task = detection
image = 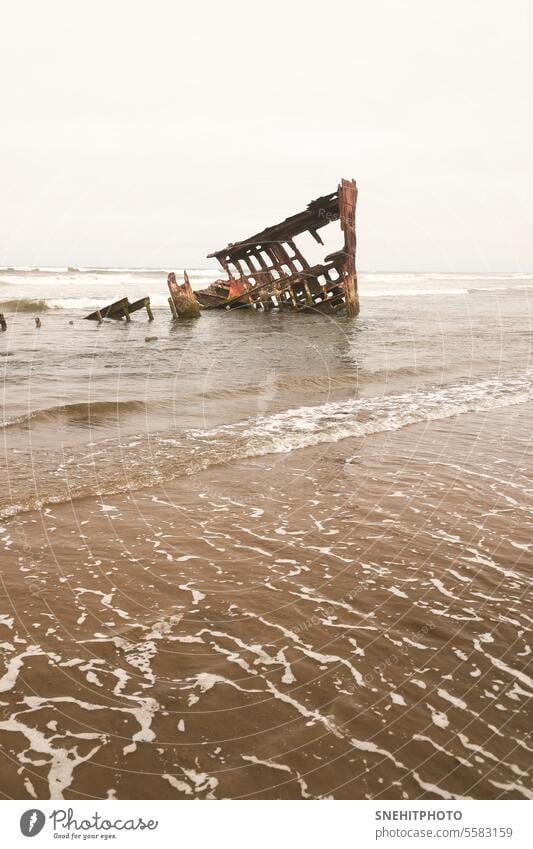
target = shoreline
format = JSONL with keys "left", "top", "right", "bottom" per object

{"left": 0, "top": 403, "right": 531, "bottom": 799}
{"left": 2, "top": 364, "right": 531, "bottom": 523}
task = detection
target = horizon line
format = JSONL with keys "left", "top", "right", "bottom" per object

{"left": 1, "top": 266, "right": 532, "bottom": 275}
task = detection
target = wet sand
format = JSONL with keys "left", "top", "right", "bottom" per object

{"left": 1, "top": 403, "right": 531, "bottom": 800}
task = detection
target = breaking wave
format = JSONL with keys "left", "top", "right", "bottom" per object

{"left": 1, "top": 399, "right": 147, "bottom": 430}
{"left": 0, "top": 269, "right": 530, "bottom": 313}
{"left": 196, "top": 369, "right": 533, "bottom": 454}
{"left": 1, "top": 369, "right": 531, "bottom": 519}
{"left": 0, "top": 299, "right": 52, "bottom": 312}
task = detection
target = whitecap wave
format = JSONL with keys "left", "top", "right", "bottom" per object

{"left": 4, "top": 369, "right": 530, "bottom": 520}
{"left": 197, "top": 369, "right": 533, "bottom": 456}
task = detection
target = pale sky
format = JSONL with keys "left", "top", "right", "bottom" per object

{"left": 1, "top": 0, "right": 531, "bottom": 270}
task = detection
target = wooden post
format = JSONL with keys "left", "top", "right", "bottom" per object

{"left": 0, "top": 313, "right": 6, "bottom": 331}
{"left": 287, "top": 285, "right": 297, "bottom": 307}
{"left": 145, "top": 298, "right": 154, "bottom": 321}
{"left": 95, "top": 309, "right": 103, "bottom": 324}
{"left": 168, "top": 296, "right": 179, "bottom": 320}
{"left": 122, "top": 305, "right": 131, "bottom": 322}
{"left": 35, "top": 317, "right": 42, "bottom": 328}
{"left": 338, "top": 178, "right": 359, "bottom": 317}
{"left": 302, "top": 280, "right": 314, "bottom": 305}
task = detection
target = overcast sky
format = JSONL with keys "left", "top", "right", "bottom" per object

{"left": 1, "top": 0, "right": 531, "bottom": 270}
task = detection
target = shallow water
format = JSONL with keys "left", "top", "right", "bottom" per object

{"left": 1, "top": 270, "right": 532, "bottom": 517}
{"left": 0, "top": 270, "right": 531, "bottom": 799}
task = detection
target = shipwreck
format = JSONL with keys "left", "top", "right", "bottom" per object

{"left": 169, "top": 178, "right": 359, "bottom": 318}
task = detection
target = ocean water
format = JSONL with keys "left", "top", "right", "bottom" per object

{"left": 0, "top": 269, "right": 532, "bottom": 518}
{"left": 0, "top": 269, "right": 531, "bottom": 799}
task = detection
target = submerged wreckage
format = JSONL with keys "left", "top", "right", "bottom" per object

{"left": 81, "top": 179, "right": 358, "bottom": 324}
{"left": 169, "top": 178, "right": 359, "bottom": 318}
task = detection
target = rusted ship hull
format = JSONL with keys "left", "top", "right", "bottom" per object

{"left": 167, "top": 271, "right": 201, "bottom": 319}
{"left": 195, "top": 178, "right": 358, "bottom": 316}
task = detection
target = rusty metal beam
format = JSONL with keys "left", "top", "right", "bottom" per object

{"left": 338, "top": 178, "right": 359, "bottom": 317}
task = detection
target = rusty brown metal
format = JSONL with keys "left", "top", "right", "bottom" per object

{"left": 167, "top": 271, "right": 201, "bottom": 319}
{"left": 84, "top": 297, "right": 153, "bottom": 321}
{"left": 195, "top": 178, "right": 359, "bottom": 315}
{"left": 338, "top": 178, "right": 358, "bottom": 317}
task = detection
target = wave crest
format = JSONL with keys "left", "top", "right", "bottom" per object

{"left": 1, "top": 399, "right": 146, "bottom": 430}
{"left": 0, "top": 299, "right": 51, "bottom": 313}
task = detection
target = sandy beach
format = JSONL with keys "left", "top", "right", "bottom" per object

{"left": 1, "top": 392, "right": 531, "bottom": 799}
